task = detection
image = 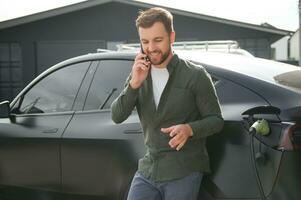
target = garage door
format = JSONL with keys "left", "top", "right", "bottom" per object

{"left": 36, "top": 40, "right": 106, "bottom": 74}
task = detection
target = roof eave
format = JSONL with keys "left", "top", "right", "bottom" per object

{"left": 0, "top": 0, "right": 293, "bottom": 36}
{"left": 0, "top": 0, "right": 111, "bottom": 29}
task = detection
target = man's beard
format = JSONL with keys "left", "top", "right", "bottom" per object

{"left": 148, "top": 46, "right": 171, "bottom": 66}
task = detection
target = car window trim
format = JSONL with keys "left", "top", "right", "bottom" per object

{"left": 72, "top": 61, "right": 100, "bottom": 111}
{"left": 70, "top": 61, "right": 93, "bottom": 111}
{"left": 81, "top": 61, "right": 100, "bottom": 111}
{"left": 74, "top": 108, "right": 138, "bottom": 115}
{"left": 82, "top": 59, "right": 134, "bottom": 111}
{"left": 10, "top": 110, "right": 75, "bottom": 117}
{"left": 11, "top": 61, "right": 91, "bottom": 114}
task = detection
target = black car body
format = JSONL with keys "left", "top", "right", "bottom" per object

{"left": 0, "top": 51, "right": 300, "bottom": 200}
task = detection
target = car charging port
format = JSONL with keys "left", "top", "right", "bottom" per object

{"left": 242, "top": 105, "right": 281, "bottom": 200}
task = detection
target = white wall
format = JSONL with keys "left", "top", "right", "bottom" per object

{"left": 289, "top": 30, "right": 299, "bottom": 61}
{"left": 271, "top": 36, "right": 289, "bottom": 60}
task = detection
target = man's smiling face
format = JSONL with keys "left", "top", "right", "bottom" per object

{"left": 139, "top": 22, "right": 175, "bottom": 67}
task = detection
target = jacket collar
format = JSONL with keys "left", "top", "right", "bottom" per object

{"left": 166, "top": 53, "right": 179, "bottom": 74}
{"left": 145, "top": 53, "right": 180, "bottom": 114}
{"left": 147, "top": 53, "right": 179, "bottom": 80}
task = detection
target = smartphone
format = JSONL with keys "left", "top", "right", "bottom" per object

{"left": 140, "top": 44, "right": 150, "bottom": 62}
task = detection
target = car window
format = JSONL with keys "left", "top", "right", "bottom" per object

{"left": 84, "top": 60, "right": 132, "bottom": 110}
{"left": 17, "top": 62, "right": 90, "bottom": 114}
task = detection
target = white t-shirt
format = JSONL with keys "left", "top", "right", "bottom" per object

{"left": 151, "top": 65, "right": 169, "bottom": 108}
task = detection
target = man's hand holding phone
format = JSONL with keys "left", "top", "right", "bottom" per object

{"left": 130, "top": 52, "right": 151, "bottom": 89}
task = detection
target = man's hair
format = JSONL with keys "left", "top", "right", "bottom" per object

{"left": 135, "top": 7, "right": 174, "bottom": 34}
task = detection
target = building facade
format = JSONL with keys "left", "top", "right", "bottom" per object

{"left": 290, "top": 29, "right": 299, "bottom": 61}
{"left": 271, "top": 29, "right": 299, "bottom": 66}
{"left": 0, "top": 0, "right": 291, "bottom": 101}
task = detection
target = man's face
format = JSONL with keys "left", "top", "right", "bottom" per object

{"left": 139, "top": 22, "right": 174, "bottom": 66}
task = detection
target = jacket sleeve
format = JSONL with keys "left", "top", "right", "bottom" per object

{"left": 111, "top": 74, "right": 139, "bottom": 124}
{"left": 188, "top": 68, "right": 224, "bottom": 139}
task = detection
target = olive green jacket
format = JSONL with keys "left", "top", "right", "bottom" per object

{"left": 111, "top": 54, "right": 224, "bottom": 182}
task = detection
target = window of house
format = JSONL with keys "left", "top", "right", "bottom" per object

{"left": 0, "top": 43, "right": 23, "bottom": 101}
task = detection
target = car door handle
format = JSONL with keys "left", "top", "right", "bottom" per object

{"left": 123, "top": 129, "right": 143, "bottom": 134}
{"left": 42, "top": 128, "right": 59, "bottom": 134}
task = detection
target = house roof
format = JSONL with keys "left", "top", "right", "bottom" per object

{"left": 0, "top": 0, "right": 292, "bottom": 36}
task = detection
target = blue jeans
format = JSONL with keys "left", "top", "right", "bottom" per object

{"left": 127, "top": 171, "right": 203, "bottom": 200}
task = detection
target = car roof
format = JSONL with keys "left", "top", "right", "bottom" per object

{"left": 49, "top": 50, "right": 300, "bottom": 87}
{"left": 176, "top": 50, "right": 299, "bottom": 81}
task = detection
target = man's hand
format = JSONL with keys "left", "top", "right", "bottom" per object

{"left": 130, "top": 53, "right": 151, "bottom": 89}
{"left": 161, "top": 124, "right": 193, "bottom": 151}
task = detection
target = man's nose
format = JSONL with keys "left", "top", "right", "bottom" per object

{"left": 148, "top": 42, "right": 157, "bottom": 52}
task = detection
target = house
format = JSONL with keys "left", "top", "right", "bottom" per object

{"left": 271, "top": 29, "right": 299, "bottom": 66}
{"left": 289, "top": 29, "right": 299, "bottom": 62}
{"left": 0, "top": 0, "right": 291, "bottom": 101}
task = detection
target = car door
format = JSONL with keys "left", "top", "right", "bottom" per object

{"left": 202, "top": 75, "right": 268, "bottom": 199}
{"left": 61, "top": 59, "right": 145, "bottom": 199}
{"left": 0, "top": 61, "right": 90, "bottom": 196}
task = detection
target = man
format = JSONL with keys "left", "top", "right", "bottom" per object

{"left": 111, "top": 7, "right": 224, "bottom": 200}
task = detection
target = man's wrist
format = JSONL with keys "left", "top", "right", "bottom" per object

{"left": 129, "top": 80, "right": 141, "bottom": 89}
{"left": 185, "top": 124, "right": 193, "bottom": 137}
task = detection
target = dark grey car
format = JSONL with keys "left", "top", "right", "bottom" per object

{"left": 0, "top": 51, "right": 300, "bottom": 200}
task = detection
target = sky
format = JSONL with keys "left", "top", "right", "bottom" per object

{"left": 0, "top": 0, "right": 299, "bottom": 31}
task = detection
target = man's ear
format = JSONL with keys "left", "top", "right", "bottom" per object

{"left": 170, "top": 31, "right": 176, "bottom": 44}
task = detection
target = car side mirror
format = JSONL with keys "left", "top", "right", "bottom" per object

{"left": 0, "top": 101, "right": 10, "bottom": 118}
